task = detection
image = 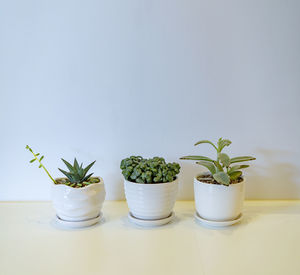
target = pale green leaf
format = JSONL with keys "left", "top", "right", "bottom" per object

{"left": 194, "top": 140, "right": 217, "bottom": 150}
{"left": 219, "top": 153, "right": 230, "bottom": 167}
{"left": 213, "top": 171, "right": 230, "bottom": 186}
{"left": 229, "top": 170, "right": 242, "bottom": 180}
{"left": 180, "top": 155, "right": 214, "bottom": 162}
{"left": 196, "top": 161, "right": 216, "bottom": 175}
{"left": 229, "top": 165, "right": 249, "bottom": 173}
{"left": 230, "top": 156, "right": 256, "bottom": 164}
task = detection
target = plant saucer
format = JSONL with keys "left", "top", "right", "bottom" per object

{"left": 194, "top": 212, "right": 242, "bottom": 227}
{"left": 128, "top": 212, "right": 175, "bottom": 227}
{"left": 55, "top": 212, "right": 103, "bottom": 228}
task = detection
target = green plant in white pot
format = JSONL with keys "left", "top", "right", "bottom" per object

{"left": 26, "top": 145, "right": 105, "bottom": 228}
{"left": 120, "top": 156, "right": 180, "bottom": 226}
{"left": 180, "top": 138, "right": 255, "bottom": 226}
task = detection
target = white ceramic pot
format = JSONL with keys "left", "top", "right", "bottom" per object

{"left": 124, "top": 178, "right": 178, "bottom": 220}
{"left": 52, "top": 177, "right": 105, "bottom": 221}
{"left": 194, "top": 174, "right": 245, "bottom": 221}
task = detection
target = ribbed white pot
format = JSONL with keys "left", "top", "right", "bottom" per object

{"left": 52, "top": 177, "right": 105, "bottom": 221}
{"left": 124, "top": 178, "right": 178, "bottom": 220}
{"left": 194, "top": 174, "right": 245, "bottom": 221}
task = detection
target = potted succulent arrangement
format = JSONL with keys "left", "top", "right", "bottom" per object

{"left": 26, "top": 145, "right": 105, "bottom": 228}
{"left": 120, "top": 156, "right": 180, "bottom": 226}
{"left": 180, "top": 138, "right": 255, "bottom": 226}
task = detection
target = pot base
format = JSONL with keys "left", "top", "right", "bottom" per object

{"left": 128, "top": 212, "right": 174, "bottom": 227}
{"left": 55, "top": 212, "right": 103, "bottom": 228}
{"left": 194, "top": 212, "right": 242, "bottom": 227}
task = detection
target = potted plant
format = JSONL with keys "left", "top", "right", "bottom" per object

{"left": 180, "top": 138, "right": 255, "bottom": 225}
{"left": 120, "top": 156, "right": 180, "bottom": 226}
{"left": 26, "top": 145, "right": 105, "bottom": 227}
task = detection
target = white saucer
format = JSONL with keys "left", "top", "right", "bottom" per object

{"left": 55, "top": 212, "right": 103, "bottom": 228}
{"left": 194, "top": 212, "right": 242, "bottom": 227}
{"left": 128, "top": 212, "right": 175, "bottom": 227}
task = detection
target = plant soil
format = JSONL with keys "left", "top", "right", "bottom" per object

{"left": 197, "top": 174, "right": 243, "bottom": 185}
{"left": 55, "top": 177, "right": 100, "bottom": 188}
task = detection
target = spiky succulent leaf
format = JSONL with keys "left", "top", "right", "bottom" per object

{"left": 74, "top": 158, "right": 80, "bottom": 171}
{"left": 196, "top": 161, "right": 216, "bottom": 175}
{"left": 58, "top": 159, "right": 96, "bottom": 183}
{"left": 61, "top": 159, "right": 75, "bottom": 173}
{"left": 83, "top": 161, "right": 96, "bottom": 176}
{"left": 58, "top": 168, "right": 74, "bottom": 182}
{"left": 83, "top": 173, "right": 94, "bottom": 182}
{"left": 213, "top": 171, "right": 230, "bottom": 186}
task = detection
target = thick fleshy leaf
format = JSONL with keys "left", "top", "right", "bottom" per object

{"left": 217, "top": 138, "right": 232, "bottom": 152}
{"left": 30, "top": 159, "right": 36, "bottom": 163}
{"left": 213, "top": 171, "right": 230, "bottom": 186}
{"left": 194, "top": 140, "right": 217, "bottom": 150}
{"left": 40, "top": 156, "right": 44, "bottom": 161}
{"left": 229, "top": 170, "right": 242, "bottom": 180}
{"left": 229, "top": 165, "right": 249, "bottom": 173}
{"left": 196, "top": 161, "right": 216, "bottom": 175}
{"left": 230, "top": 156, "right": 256, "bottom": 163}
{"left": 219, "top": 153, "right": 230, "bottom": 167}
{"left": 180, "top": 155, "right": 214, "bottom": 162}
{"left": 214, "top": 161, "right": 224, "bottom": 172}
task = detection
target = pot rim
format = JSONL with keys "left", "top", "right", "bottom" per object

{"left": 194, "top": 173, "right": 244, "bottom": 186}
{"left": 53, "top": 176, "right": 104, "bottom": 190}
{"left": 124, "top": 176, "right": 178, "bottom": 185}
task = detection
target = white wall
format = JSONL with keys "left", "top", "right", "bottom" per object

{"left": 1, "top": 0, "right": 300, "bottom": 200}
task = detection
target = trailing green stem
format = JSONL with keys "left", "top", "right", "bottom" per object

{"left": 26, "top": 145, "right": 56, "bottom": 184}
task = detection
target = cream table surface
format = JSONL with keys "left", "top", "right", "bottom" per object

{"left": 0, "top": 201, "right": 299, "bottom": 275}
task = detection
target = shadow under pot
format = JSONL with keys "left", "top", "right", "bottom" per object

{"left": 194, "top": 173, "right": 245, "bottom": 222}
{"left": 124, "top": 178, "right": 178, "bottom": 220}
{"left": 52, "top": 177, "right": 106, "bottom": 222}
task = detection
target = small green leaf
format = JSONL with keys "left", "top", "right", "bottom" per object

{"left": 230, "top": 156, "right": 256, "bottom": 164}
{"left": 196, "top": 161, "right": 216, "bottom": 175}
{"left": 229, "top": 170, "right": 242, "bottom": 180}
{"left": 229, "top": 165, "right": 249, "bottom": 173}
{"left": 39, "top": 164, "right": 42, "bottom": 168}
{"left": 180, "top": 155, "right": 214, "bottom": 162}
{"left": 194, "top": 140, "right": 217, "bottom": 151}
{"left": 213, "top": 171, "right": 230, "bottom": 186}
{"left": 219, "top": 153, "right": 230, "bottom": 167}
{"left": 40, "top": 156, "right": 44, "bottom": 161}
{"left": 36, "top": 153, "right": 40, "bottom": 156}
{"left": 217, "top": 138, "right": 232, "bottom": 152}
{"left": 30, "top": 159, "right": 36, "bottom": 163}
{"left": 214, "top": 161, "right": 224, "bottom": 172}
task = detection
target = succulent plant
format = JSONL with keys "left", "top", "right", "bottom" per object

{"left": 120, "top": 156, "right": 180, "bottom": 183}
{"left": 58, "top": 158, "right": 96, "bottom": 186}
{"left": 26, "top": 145, "right": 99, "bottom": 188}
{"left": 180, "top": 138, "right": 255, "bottom": 186}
